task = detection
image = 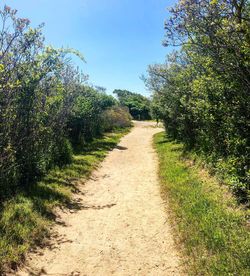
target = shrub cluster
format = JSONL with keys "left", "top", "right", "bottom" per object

{"left": 146, "top": 0, "right": 250, "bottom": 202}
{"left": 0, "top": 6, "right": 131, "bottom": 200}
{"left": 113, "top": 89, "right": 151, "bottom": 120}
{"left": 102, "top": 106, "right": 132, "bottom": 131}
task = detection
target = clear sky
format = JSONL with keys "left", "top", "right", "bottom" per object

{"left": 1, "top": 0, "right": 176, "bottom": 96}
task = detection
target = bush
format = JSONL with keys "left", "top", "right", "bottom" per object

{"left": 113, "top": 89, "right": 151, "bottom": 120}
{"left": 67, "top": 87, "right": 118, "bottom": 145}
{"left": 52, "top": 138, "right": 73, "bottom": 167}
{"left": 0, "top": 6, "right": 129, "bottom": 200}
{"left": 102, "top": 106, "right": 132, "bottom": 131}
{"left": 146, "top": 0, "right": 250, "bottom": 202}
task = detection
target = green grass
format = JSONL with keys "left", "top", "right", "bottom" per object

{"left": 154, "top": 132, "right": 250, "bottom": 275}
{"left": 0, "top": 128, "right": 129, "bottom": 273}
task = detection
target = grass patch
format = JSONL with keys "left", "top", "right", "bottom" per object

{"left": 0, "top": 128, "right": 129, "bottom": 273}
{"left": 154, "top": 132, "right": 250, "bottom": 275}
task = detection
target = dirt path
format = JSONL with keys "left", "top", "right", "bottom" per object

{"left": 17, "top": 121, "right": 182, "bottom": 276}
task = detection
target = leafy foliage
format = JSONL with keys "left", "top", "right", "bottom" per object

{"left": 0, "top": 5, "right": 132, "bottom": 272}
{"left": 102, "top": 106, "right": 132, "bottom": 131}
{"left": 68, "top": 87, "right": 117, "bottom": 146}
{"left": 146, "top": 0, "right": 250, "bottom": 202}
{"left": 0, "top": 6, "right": 131, "bottom": 200}
{"left": 113, "top": 89, "right": 152, "bottom": 120}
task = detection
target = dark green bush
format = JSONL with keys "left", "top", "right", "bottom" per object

{"left": 52, "top": 138, "right": 73, "bottom": 167}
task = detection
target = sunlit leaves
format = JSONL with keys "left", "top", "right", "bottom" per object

{"left": 0, "top": 5, "right": 104, "bottom": 198}
{"left": 147, "top": 0, "right": 250, "bottom": 201}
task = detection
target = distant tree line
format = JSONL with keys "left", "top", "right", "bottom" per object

{"left": 113, "top": 89, "right": 152, "bottom": 120}
{"left": 0, "top": 6, "right": 131, "bottom": 200}
{"left": 146, "top": 0, "right": 250, "bottom": 202}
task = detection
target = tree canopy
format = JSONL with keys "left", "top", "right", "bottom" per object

{"left": 0, "top": 6, "right": 131, "bottom": 199}
{"left": 146, "top": 0, "right": 250, "bottom": 202}
{"left": 113, "top": 89, "right": 151, "bottom": 120}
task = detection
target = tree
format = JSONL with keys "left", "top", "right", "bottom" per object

{"left": 113, "top": 89, "right": 151, "bottom": 120}
{"left": 0, "top": 6, "right": 131, "bottom": 199}
{"left": 146, "top": 0, "right": 250, "bottom": 201}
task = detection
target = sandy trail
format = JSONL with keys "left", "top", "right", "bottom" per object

{"left": 16, "top": 121, "right": 182, "bottom": 276}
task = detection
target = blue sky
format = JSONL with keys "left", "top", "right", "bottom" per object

{"left": 2, "top": 0, "right": 176, "bottom": 96}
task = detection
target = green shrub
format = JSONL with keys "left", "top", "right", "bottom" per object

{"left": 146, "top": 0, "right": 250, "bottom": 202}
{"left": 0, "top": 6, "right": 128, "bottom": 199}
{"left": 52, "top": 138, "right": 73, "bottom": 167}
{"left": 113, "top": 89, "right": 151, "bottom": 120}
{"left": 102, "top": 106, "right": 132, "bottom": 131}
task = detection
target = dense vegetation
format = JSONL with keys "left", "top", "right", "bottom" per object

{"left": 0, "top": 6, "right": 131, "bottom": 201}
{"left": 0, "top": 129, "right": 129, "bottom": 272}
{"left": 154, "top": 133, "right": 250, "bottom": 275}
{"left": 0, "top": 5, "right": 132, "bottom": 272}
{"left": 113, "top": 89, "right": 152, "bottom": 120}
{"left": 146, "top": 0, "right": 250, "bottom": 202}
